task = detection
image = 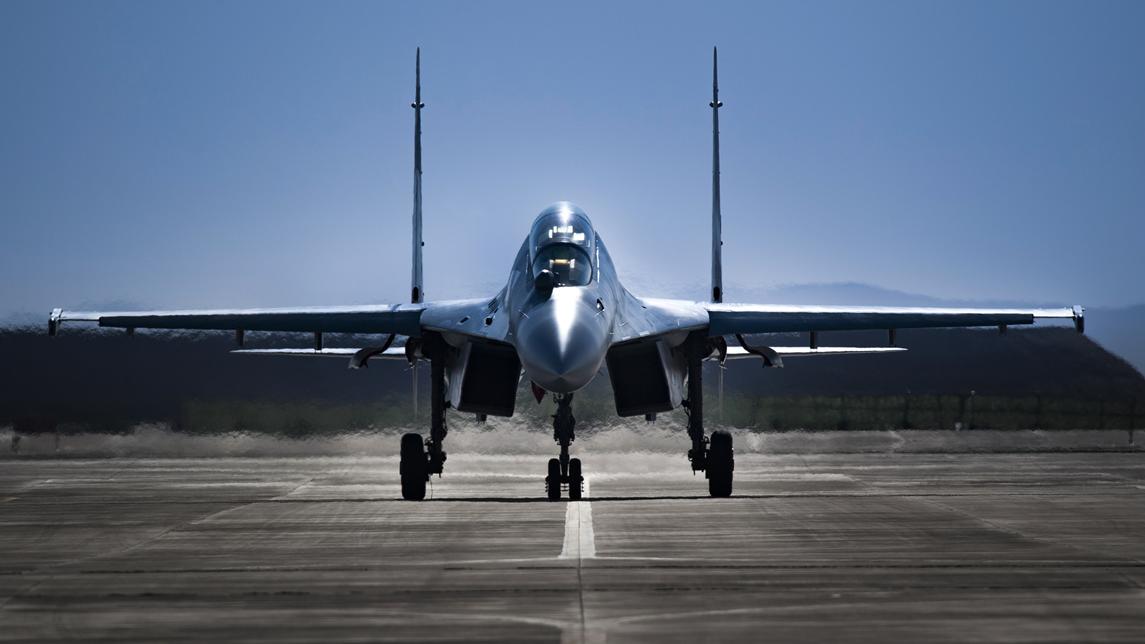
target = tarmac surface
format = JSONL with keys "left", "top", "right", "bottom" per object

{"left": 2, "top": 451, "right": 1144, "bottom": 642}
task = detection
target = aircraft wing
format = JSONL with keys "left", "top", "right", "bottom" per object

{"left": 632, "top": 298, "right": 1084, "bottom": 340}
{"left": 705, "top": 303, "right": 1084, "bottom": 335}
{"left": 49, "top": 304, "right": 425, "bottom": 336}
{"left": 48, "top": 297, "right": 515, "bottom": 345}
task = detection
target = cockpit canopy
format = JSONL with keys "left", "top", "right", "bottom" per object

{"left": 529, "top": 202, "right": 595, "bottom": 287}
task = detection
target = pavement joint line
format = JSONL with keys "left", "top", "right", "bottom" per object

{"left": 20, "top": 494, "right": 267, "bottom": 576}
{"left": 3, "top": 561, "right": 1143, "bottom": 578}
{"left": 11, "top": 489, "right": 1144, "bottom": 508}
{"left": 912, "top": 494, "right": 1137, "bottom": 565}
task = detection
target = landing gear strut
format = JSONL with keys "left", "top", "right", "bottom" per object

{"left": 545, "top": 393, "right": 584, "bottom": 500}
{"left": 401, "top": 334, "right": 449, "bottom": 501}
{"left": 684, "top": 333, "right": 734, "bottom": 497}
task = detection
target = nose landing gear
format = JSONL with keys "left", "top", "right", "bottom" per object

{"left": 545, "top": 393, "right": 584, "bottom": 500}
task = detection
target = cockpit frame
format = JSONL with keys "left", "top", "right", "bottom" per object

{"left": 528, "top": 202, "right": 597, "bottom": 287}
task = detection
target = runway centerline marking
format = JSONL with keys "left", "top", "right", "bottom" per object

{"left": 559, "top": 479, "right": 595, "bottom": 559}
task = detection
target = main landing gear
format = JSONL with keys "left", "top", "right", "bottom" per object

{"left": 684, "top": 333, "right": 734, "bottom": 497}
{"left": 401, "top": 336, "right": 448, "bottom": 501}
{"left": 545, "top": 393, "right": 584, "bottom": 500}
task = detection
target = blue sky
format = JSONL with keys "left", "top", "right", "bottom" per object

{"left": 2, "top": 0, "right": 1142, "bottom": 315}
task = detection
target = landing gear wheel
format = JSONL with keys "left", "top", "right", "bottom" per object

{"left": 400, "top": 433, "right": 427, "bottom": 501}
{"left": 568, "top": 458, "right": 583, "bottom": 500}
{"left": 545, "top": 458, "right": 562, "bottom": 500}
{"left": 707, "top": 430, "right": 734, "bottom": 498}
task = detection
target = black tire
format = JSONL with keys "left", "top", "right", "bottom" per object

{"left": 546, "top": 458, "right": 562, "bottom": 501}
{"left": 708, "top": 430, "right": 734, "bottom": 498}
{"left": 400, "top": 433, "right": 427, "bottom": 501}
{"left": 568, "top": 458, "right": 583, "bottom": 500}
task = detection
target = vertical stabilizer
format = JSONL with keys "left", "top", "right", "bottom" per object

{"left": 411, "top": 48, "right": 425, "bottom": 304}
{"left": 710, "top": 48, "right": 726, "bottom": 418}
{"left": 410, "top": 48, "right": 425, "bottom": 419}
{"left": 710, "top": 47, "right": 723, "bottom": 303}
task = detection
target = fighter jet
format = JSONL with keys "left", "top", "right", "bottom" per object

{"left": 48, "top": 49, "right": 1084, "bottom": 500}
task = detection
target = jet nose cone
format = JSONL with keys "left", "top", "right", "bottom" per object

{"left": 522, "top": 329, "right": 606, "bottom": 392}
{"left": 517, "top": 290, "right": 608, "bottom": 393}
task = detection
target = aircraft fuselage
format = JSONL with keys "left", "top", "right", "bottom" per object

{"left": 504, "top": 202, "right": 621, "bottom": 393}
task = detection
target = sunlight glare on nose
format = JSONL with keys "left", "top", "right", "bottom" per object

{"left": 551, "top": 287, "right": 579, "bottom": 354}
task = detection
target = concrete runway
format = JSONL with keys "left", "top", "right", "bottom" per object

{"left": 2, "top": 452, "right": 1144, "bottom": 642}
